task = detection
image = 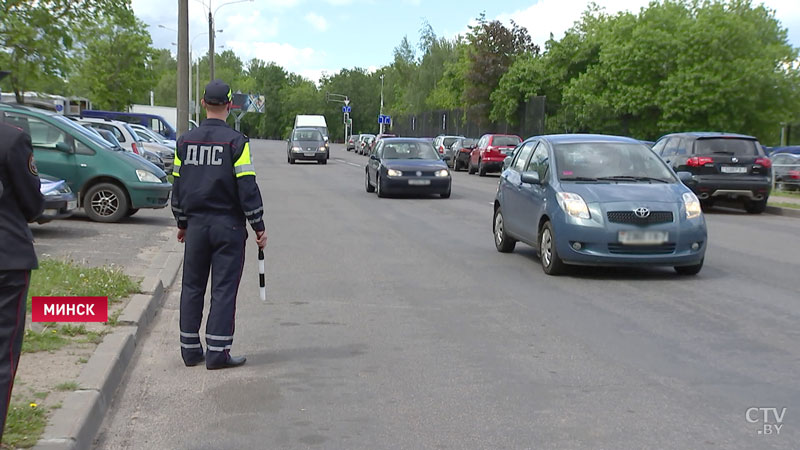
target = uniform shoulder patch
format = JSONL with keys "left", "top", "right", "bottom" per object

{"left": 28, "top": 154, "right": 39, "bottom": 176}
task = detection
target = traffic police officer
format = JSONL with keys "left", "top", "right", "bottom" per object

{"left": 172, "top": 79, "right": 267, "bottom": 370}
{"left": 0, "top": 85, "right": 45, "bottom": 441}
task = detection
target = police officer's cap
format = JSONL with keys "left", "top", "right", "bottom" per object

{"left": 203, "top": 79, "right": 233, "bottom": 105}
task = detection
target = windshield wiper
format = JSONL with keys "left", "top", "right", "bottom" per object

{"left": 560, "top": 176, "right": 600, "bottom": 182}
{"left": 596, "top": 176, "right": 670, "bottom": 183}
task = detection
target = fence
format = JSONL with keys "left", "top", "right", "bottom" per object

{"left": 391, "top": 96, "right": 546, "bottom": 140}
{"left": 772, "top": 158, "right": 800, "bottom": 192}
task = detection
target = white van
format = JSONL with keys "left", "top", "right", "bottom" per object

{"left": 294, "top": 115, "right": 328, "bottom": 141}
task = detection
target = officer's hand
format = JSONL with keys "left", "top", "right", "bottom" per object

{"left": 177, "top": 228, "right": 186, "bottom": 243}
{"left": 255, "top": 230, "right": 267, "bottom": 248}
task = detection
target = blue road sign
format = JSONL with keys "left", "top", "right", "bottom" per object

{"left": 342, "top": 106, "right": 351, "bottom": 113}
{"left": 385, "top": 115, "right": 391, "bottom": 125}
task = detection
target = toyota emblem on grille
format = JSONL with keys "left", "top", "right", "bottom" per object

{"left": 634, "top": 207, "right": 651, "bottom": 218}
{"left": 731, "top": 157, "right": 739, "bottom": 163}
{"left": 416, "top": 171, "right": 422, "bottom": 177}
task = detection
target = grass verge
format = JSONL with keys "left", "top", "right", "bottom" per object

{"left": 768, "top": 201, "right": 800, "bottom": 210}
{"left": 2, "top": 401, "right": 47, "bottom": 448}
{"left": 26, "top": 259, "right": 140, "bottom": 310}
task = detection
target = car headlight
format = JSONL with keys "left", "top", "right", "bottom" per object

{"left": 292, "top": 146, "right": 302, "bottom": 152}
{"left": 434, "top": 169, "right": 450, "bottom": 177}
{"left": 387, "top": 169, "right": 402, "bottom": 177}
{"left": 136, "top": 169, "right": 162, "bottom": 183}
{"left": 683, "top": 192, "right": 702, "bottom": 219}
{"left": 556, "top": 192, "right": 590, "bottom": 219}
{"left": 319, "top": 146, "right": 327, "bottom": 151}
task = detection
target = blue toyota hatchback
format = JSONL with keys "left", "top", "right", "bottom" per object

{"left": 493, "top": 134, "right": 707, "bottom": 275}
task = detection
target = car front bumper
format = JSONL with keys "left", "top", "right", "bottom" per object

{"left": 128, "top": 182, "right": 172, "bottom": 209}
{"left": 383, "top": 176, "right": 451, "bottom": 194}
{"left": 552, "top": 207, "right": 707, "bottom": 267}
{"left": 291, "top": 151, "right": 328, "bottom": 161}
{"left": 37, "top": 193, "right": 78, "bottom": 224}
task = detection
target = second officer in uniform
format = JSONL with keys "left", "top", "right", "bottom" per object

{"left": 171, "top": 79, "right": 267, "bottom": 370}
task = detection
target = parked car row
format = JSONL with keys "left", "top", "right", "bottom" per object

{"left": 0, "top": 103, "right": 172, "bottom": 223}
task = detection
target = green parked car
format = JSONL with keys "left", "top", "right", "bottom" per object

{"left": 0, "top": 104, "right": 172, "bottom": 222}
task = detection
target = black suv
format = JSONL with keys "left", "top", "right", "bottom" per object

{"left": 652, "top": 132, "right": 772, "bottom": 213}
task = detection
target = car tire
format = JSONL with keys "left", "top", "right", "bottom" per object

{"left": 468, "top": 160, "right": 476, "bottom": 175}
{"left": 478, "top": 160, "right": 487, "bottom": 177}
{"left": 453, "top": 159, "right": 460, "bottom": 171}
{"left": 288, "top": 156, "right": 295, "bottom": 165}
{"left": 84, "top": 182, "right": 129, "bottom": 223}
{"left": 675, "top": 259, "right": 703, "bottom": 275}
{"left": 126, "top": 208, "right": 139, "bottom": 217}
{"left": 744, "top": 198, "right": 767, "bottom": 214}
{"left": 376, "top": 174, "right": 387, "bottom": 198}
{"left": 365, "top": 170, "right": 375, "bottom": 193}
{"left": 700, "top": 199, "right": 714, "bottom": 211}
{"left": 440, "top": 186, "right": 451, "bottom": 199}
{"left": 319, "top": 159, "right": 327, "bottom": 165}
{"left": 539, "top": 221, "right": 566, "bottom": 275}
{"left": 493, "top": 207, "right": 516, "bottom": 253}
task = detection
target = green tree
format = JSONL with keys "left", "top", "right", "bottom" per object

{"left": 70, "top": 7, "right": 155, "bottom": 110}
{"left": 561, "top": 0, "right": 800, "bottom": 141}
{"left": 0, "top": 0, "right": 125, "bottom": 102}
{"left": 462, "top": 13, "right": 538, "bottom": 126}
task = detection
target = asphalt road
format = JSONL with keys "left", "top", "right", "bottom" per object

{"left": 94, "top": 139, "right": 799, "bottom": 450}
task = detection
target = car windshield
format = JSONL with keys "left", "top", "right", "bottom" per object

{"left": 293, "top": 129, "right": 322, "bottom": 141}
{"left": 52, "top": 115, "right": 116, "bottom": 149}
{"left": 555, "top": 142, "right": 675, "bottom": 182}
{"left": 382, "top": 142, "right": 440, "bottom": 160}
{"left": 460, "top": 138, "right": 477, "bottom": 148}
{"left": 695, "top": 138, "right": 759, "bottom": 156}
{"left": 492, "top": 136, "right": 521, "bottom": 147}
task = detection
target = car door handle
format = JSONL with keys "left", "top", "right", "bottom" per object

{"left": 80, "top": 163, "right": 88, "bottom": 168}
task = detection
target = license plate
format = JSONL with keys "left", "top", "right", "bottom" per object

{"left": 304, "top": 152, "right": 316, "bottom": 157}
{"left": 721, "top": 166, "right": 748, "bottom": 174}
{"left": 408, "top": 179, "right": 431, "bottom": 186}
{"left": 67, "top": 200, "right": 77, "bottom": 210}
{"left": 618, "top": 230, "right": 668, "bottom": 245}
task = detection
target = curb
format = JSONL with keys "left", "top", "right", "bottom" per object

{"left": 33, "top": 239, "right": 183, "bottom": 450}
{"left": 766, "top": 205, "right": 800, "bottom": 218}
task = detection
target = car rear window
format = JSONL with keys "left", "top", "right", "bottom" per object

{"left": 492, "top": 136, "right": 521, "bottom": 147}
{"left": 443, "top": 137, "right": 460, "bottom": 147}
{"left": 695, "top": 138, "right": 759, "bottom": 156}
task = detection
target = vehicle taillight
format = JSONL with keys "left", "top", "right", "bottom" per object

{"left": 789, "top": 170, "right": 800, "bottom": 179}
{"left": 131, "top": 142, "right": 140, "bottom": 155}
{"left": 438, "top": 145, "right": 444, "bottom": 153}
{"left": 686, "top": 156, "right": 713, "bottom": 167}
{"left": 754, "top": 157, "right": 772, "bottom": 168}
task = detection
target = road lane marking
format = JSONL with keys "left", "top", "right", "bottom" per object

{"left": 333, "top": 158, "right": 363, "bottom": 168}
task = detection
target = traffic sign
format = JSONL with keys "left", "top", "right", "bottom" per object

{"left": 342, "top": 106, "right": 351, "bottom": 113}
{"left": 378, "top": 114, "right": 391, "bottom": 124}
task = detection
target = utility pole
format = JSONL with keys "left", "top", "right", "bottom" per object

{"left": 379, "top": 74, "right": 385, "bottom": 134}
{"left": 326, "top": 92, "right": 350, "bottom": 144}
{"left": 208, "top": 10, "right": 215, "bottom": 80}
{"left": 177, "top": 0, "right": 189, "bottom": 137}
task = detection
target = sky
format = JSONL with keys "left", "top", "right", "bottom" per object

{"left": 133, "top": 0, "right": 800, "bottom": 84}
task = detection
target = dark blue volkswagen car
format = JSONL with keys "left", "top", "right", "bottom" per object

{"left": 365, "top": 138, "right": 451, "bottom": 198}
{"left": 493, "top": 134, "right": 707, "bottom": 275}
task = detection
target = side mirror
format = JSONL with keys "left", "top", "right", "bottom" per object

{"left": 442, "top": 155, "right": 450, "bottom": 162}
{"left": 520, "top": 171, "right": 541, "bottom": 185}
{"left": 370, "top": 153, "right": 379, "bottom": 160}
{"left": 503, "top": 156, "right": 512, "bottom": 169}
{"left": 676, "top": 171, "right": 693, "bottom": 183}
{"left": 55, "top": 142, "right": 72, "bottom": 153}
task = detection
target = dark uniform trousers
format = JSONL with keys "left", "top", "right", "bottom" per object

{"left": 179, "top": 222, "right": 247, "bottom": 366}
{"left": 0, "top": 271, "right": 29, "bottom": 440}
{"left": 0, "top": 123, "right": 44, "bottom": 443}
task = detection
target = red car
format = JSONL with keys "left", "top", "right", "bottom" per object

{"left": 468, "top": 134, "right": 522, "bottom": 176}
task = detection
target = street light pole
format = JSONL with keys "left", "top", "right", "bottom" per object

{"left": 177, "top": 0, "right": 189, "bottom": 137}
{"left": 208, "top": 0, "right": 254, "bottom": 80}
